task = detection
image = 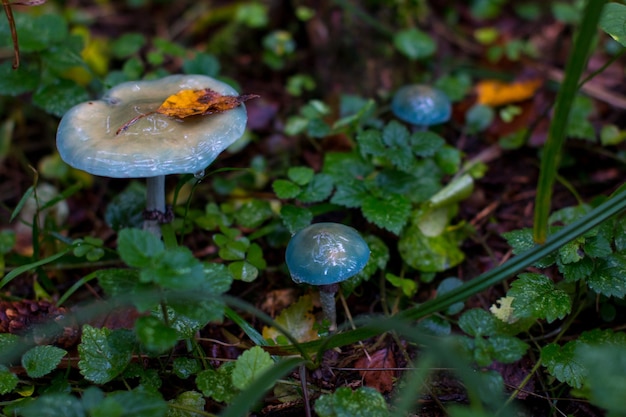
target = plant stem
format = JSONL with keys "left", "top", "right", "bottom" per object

{"left": 144, "top": 175, "right": 166, "bottom": 238}
{"left": 319, "top": 284, "right": 338, "bottom": 331}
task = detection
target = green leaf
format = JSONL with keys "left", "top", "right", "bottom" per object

{"left": 587, "top": 253, "right": 626, "bottom": 297}
{"left": 105, "top": 181, "right": 146, "bottom": 230}
{"left": 356, "top": 129, "right": 386, "bottom": 157}
{"left": 97, "top": 268, "right": 141, "bottom": 297}
{"left": 398, "top": 222, "right": 465, "bottom": 272}
{"left": 541, "top": 329, "right": 626, "bottom": 389}
{"left": 111, "top": 33, "right": 146, "bottom": 58}
{"left": 501, "top": 228, "right": 556, "bottom": 268}
{"left": 146, "top": 247, "right": 204, "bottom": 290}
{"left": 410, "top": 131, "right": 446, "bottom": 157}
{"left": 437, "top": 277, "right": 464, "bottom": 315}
{"left": 0, "top": 61, "right": 39, "bottom": 96}
{"left": 599, "top": 2, "right": 626, "bottom": 47}
{"left": 231, "top": 346, "right": 274, "bottom": 390}
{"left": 488, "top": 335, "right": 528, "bottom": 363}
{"left": 228, "top": 260, "right": 259, "bottom": 282}
{"left": 263, "top": 294, "right": 318, "bottom": 343}
{"left": 108, "top": 390, "right": 167, "bottom": 417}
{"left": 273, "top": 179, "right": 301, "bottom": 199}
{"left": 166, "top": 391, "right": 205, "bottom": 417}
{"left": 541, "top": 342, "right": 585, "bottom": 389}
{"left": 361, "top": 193, "right": 411, "bottom": 234}
{"left": 173, "top": 358, "right": 201, "bottom": 380}
{"left": 298, "top": 173, "right": 334, "bottom": 203}
{"left": 135, "top": 316, "right": 179, "bottom": 353}
{"left": 393, "top": 28, "right": 436, "bottom": 60}
{"left": 507, "top": 273, "right": 571, "bottom": 323}
{"left": 280, "top": 204, "right": 312, "bottom": 234}
{"left": 434, "top": 146, "right": 461, "bottom": 175}
{"left": 287, "top": 166, "right": 315, "bottom": 185}
{"left": 323, "top": 151, "right": 374, "bottom": 183}
{"left": 458, "top": 309, "right": 498, "bottom": 337}
{"left": 117, "top": 228, "right": 165, "bottom": 268}
{"left": 22, "top": 345, "right": 67, "bottom": 378}
{"left": 33, "top": 80, "right": 90, "bottom": 117}
{"left": 576, "top": 344, "right": 626, "bottom": 414}
{"left": 314, "top": 386, "right": 390, "bottom": 417}
{"left": 78, "top": 325, "right": 135, "bottom": 384}
{"left": 331, "top": 180, "right": 369, "bottom": 208}
{"left": 233, "top": 200, "right": 273, "bottom": 228}
{"left": 196, "top": 362, "right": 237, "bottom": 403}
{"left": 0, "top": 13, "right": 68, "bottom": 52}
{"left": 183, "top": 52, "right": 221, "bottom": 77}
{"left": 0, "top": 364, "right": 18, "bottom": 395}
{"left": 18, "top": 394, "right": 84, "bottom": 417}
{"left": 385, "top": 273, "right": 418, "bottom": 298}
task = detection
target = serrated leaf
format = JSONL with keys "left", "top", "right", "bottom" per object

{"left": 501, "top": 228, "right": 556, "bottom": 268}
{"left": 108, "top": 390, "right": 167, "bottom": 417}
{"left": 166, "top": 391, "right": 205, "bottom": 417}
{"left": 97, "top": 268, "right": 141, "bottom": 297}
{"left": 145, "top": 247, "right": 204, "bottom": 290}
{"left": 18, "top": 393, "right": 84, "bottom": 417}
{"left": 393, "top": 27, "right": 436, "bottom": 60}
{"left": 600, "top": 3, "right": 626, "bottom": 46}
{"left": 558, "top": 256, "right": 594, "bottom": 282}
{"left": 196, "top": 362, "right": 237, "bottom": 403}
{"left": 173, "top": 358, "right": 201, "bottom": 380}
{"left": 541, "top": 342, "right": 585, "bottom": 388}
{"left": 362, "top": 193, "right": 411, "bottom": 234}
{"left": 105, "top": 182, "right": 147, "bottom": 231}
{"left": 488, "top": 335, "right": 528, "bottom": 363}
{"left": 314, "top": 386, "right": 389, "bottom": 417}
{"left": 331, "top": 180, "right": 369, "bottom": 208}
{"left": 398, "top": 222, "right": 465, "bottom": 272}
{"left": 557, "top": 236, "right": 584, "bottom": 264}
{"left": 117, "top": 228, "right": 165, "bottom": 268}
{"left": 323, "top": 151, "right": 374, "bottom": 183}
{"left": 508, "top": 273, "right": 571, "bottom": 323}
{"left": 135, "top": 316, "right": 179, "bottom": 353}
{"left": 78, "top": 325, "right": 134, "bottom": 384}
{"left": 262, "top": 294, "right": 319, "bottom": 343}
{"left": 280, "top": 204, "right": 312, "bottom": 234}
{"left": 231, "top": 346, "right": 274, "bottom": 391}
{"left": 273, "top": 179, "right": 301, "bottom": 199}
{"left": 356, "top": 129, "right": 385, "bottom": 157}
{"left": 410, "top": 130, "right": 445, "bottom": 156}
{"left": 0, "top": 61, "right": 39, "bottom": 96}
{"left": 22, "top": 345, "right": 67, "bottom": 378}
{"left": 0, "top": 365, "right": 18, "bottom": 395}
{"left": 576, "top": 344, "right": 626, "bottom": 414}
{"left": 33, "top": 80, "right": 90, "bottom": 117}
{"left": 458, "top": 309, "right": 498, "bottom": 337}
{"left": 287, "top": 166, "right": 315, "bottom": 185}
{"left": 298, "top": 173, "right": 334, "bottom": 203}
{"left": 587, "top": 253, "right": 626, "bottom": 297}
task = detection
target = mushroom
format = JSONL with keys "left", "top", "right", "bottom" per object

{"left": 285, "top": 222, "right": 370, "bottom": 331}
{"left": 391, "top": 84, "right": 451, "bottom": 130}
{"left": 56, "top": 74, "right": 251, "bottom": 236}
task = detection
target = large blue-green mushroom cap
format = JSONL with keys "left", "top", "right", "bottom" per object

{"left": 286, "top": 223, "right": 370, "bottom": 286}
{"left": 391, "top": 84, "right": 451, "bottom": 126}
{"left": 56, "top": 74, "right": 248, "bottom": 178}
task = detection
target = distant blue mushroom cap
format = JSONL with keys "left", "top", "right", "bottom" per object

{"left": 56, "top": 74, "right": 248, "bottom": 178}
{"left": 286, "top": 223, "right": 370, "bottom": 286}
{"left": 391, "top": 84, "right": 451, "bottom": 126}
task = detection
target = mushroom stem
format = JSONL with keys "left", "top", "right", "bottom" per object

{"left": 319, "top": 283, "right": 339, "bottom": 331}
{"left": 144, "top": 175, "right": 166, "bottom": 238}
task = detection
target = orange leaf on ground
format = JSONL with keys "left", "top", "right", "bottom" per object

{"left": 475, "top": 78, "right": 542, "bottom": 107}
{"left": 354, "top": 348, "right": 397, "bottom": 393}
{"left": 116, "top": 88, "right": 259, "bottom": 135}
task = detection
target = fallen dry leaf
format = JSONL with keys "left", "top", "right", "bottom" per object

{"left": 354, "top": 348, "right": 397, "bottom": 393}
{"left": 476, "top": 78, "right": 542, "bottom": 107}
{"left": 116, "top": 88, "right": 259, "bottom": 135}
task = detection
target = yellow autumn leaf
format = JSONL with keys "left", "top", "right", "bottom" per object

{"left": 262, "top": 294, "right": 319, "bottom": 344}
{"left": 116, "top": 88, "right": 259, "bottom": 135}
{"left": 475, "top": 78, "right": 542, "bottom": 107}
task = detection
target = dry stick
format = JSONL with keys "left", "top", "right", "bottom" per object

{"left": 2, "top": 0, "right": 19, "bottom": 69}
{"left": 116, "top": 111, "right": 157, "bottom": 135}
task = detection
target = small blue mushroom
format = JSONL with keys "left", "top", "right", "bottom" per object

{"left": 286, "top": 222, "right": 370, "bottom": 330}
{"left": 391, "top": 84, "right": 451, "bottom": 128}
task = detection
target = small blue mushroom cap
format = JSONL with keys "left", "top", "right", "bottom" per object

{"left": 286, "top": 222, "right": 370, "bottom": 286}
{"left": 56, "top": 74, "right": 248, "bottom": 178}
{"left": 391, "top": 84, "right": 451, "bottom": 126}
